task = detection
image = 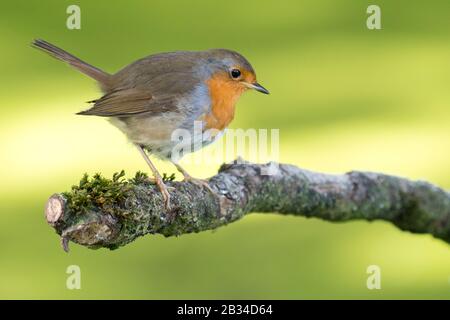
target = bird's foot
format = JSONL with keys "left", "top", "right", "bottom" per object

{"left": 172, "top": 163, "right": 215, "bottom": 194}
{"left": 183, "top": 175, "right": 216, "bottom": 195}
{"left": 154, "top": 176, "right": 172, "bottom": 209}
{"left": 147, "top": 176, "right": 175, "bottom": 190}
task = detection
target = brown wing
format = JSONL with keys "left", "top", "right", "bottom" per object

{"left": 78, "top": 51, "right": 203, "bottom": 117}
{"left": 77, "top": 88, "right": 154, "bottom": 116}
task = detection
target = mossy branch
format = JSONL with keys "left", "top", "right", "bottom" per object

{"left": 45, "top": 160, "right": 450, "bottom": 251}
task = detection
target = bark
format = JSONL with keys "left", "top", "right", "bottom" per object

{"left": 45, "top": 160, "right": 450, "bottom": 251}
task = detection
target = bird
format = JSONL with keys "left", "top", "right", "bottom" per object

{"left": 32, "top": 39, "right": 269, "bottom": 209}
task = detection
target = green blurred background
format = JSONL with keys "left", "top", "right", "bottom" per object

{"left": 0, "top": 0, "right": 449, "bottom": 299}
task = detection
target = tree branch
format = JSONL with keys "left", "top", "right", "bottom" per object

{"left": 45, "top": 160, "right": 450, "bottom": 251}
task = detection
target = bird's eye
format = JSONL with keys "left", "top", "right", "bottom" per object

{"left": 230, "top": 69, "right": 241, "bottom": 79}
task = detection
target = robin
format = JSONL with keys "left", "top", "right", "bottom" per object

{"left": 32, "top": 39, "right": 269, "bottom": 208}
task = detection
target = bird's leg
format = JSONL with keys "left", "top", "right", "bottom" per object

{"left": 172, "top": 162, "right": 216, "bottom": 194}
{"left": 136, "top": 145, "right": 171, "bottom": 209}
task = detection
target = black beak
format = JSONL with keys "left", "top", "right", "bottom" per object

{"left": 252, "top": 82, "right": 270, "bottom": 94}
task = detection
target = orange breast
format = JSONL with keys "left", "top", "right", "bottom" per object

{"left": 202, "top": 73, "right": 246, "bottom": 131}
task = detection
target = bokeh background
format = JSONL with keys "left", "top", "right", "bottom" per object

{"left": 0, "top": 0, "right": 449, "bottom": 299}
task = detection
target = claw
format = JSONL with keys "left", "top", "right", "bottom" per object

{"left": 184, "top": 176, "right": 215, "bottom": 194}
{"left": 172, "top": 162, "right": 216, "bottom": 195}
{"left": 155, "top": 177, "right": 171, "bottom": 209}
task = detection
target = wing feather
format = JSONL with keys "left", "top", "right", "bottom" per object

{"left": 77, "top": 89, "right": 153, "bottom": 116}
{"left": 77, "top": 51, "right": 203, "bottom": 117}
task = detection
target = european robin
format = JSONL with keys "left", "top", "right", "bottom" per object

{"left": 32, "top": 39, "right": 269, "bottom": 208}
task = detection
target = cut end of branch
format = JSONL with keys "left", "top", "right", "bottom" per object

{"left": 45, "top": 194, "right": 65, "bottom": 225}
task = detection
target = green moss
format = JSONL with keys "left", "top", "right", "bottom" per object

{"left": 63, "top": 171, "right": 153, "bottom": 216}
{"left": 129, "top": 171, "right": 149, "bottom": 184}
{"left": 162, "top": 172, "right": 176, "bottom": 182}
{"left": 62, "top": 170, "right": 177, "bottom": 220}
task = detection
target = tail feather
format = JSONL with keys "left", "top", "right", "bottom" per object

{"left": 32, "top": 39, "right": 110, "bottom": 84}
